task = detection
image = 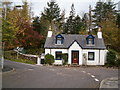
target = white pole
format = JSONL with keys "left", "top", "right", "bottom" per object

{"left": 1, "top": 42, "right": 4, "bottom": 69}
{"left": 37, "top": 57, "right": 41, "bottom": 65}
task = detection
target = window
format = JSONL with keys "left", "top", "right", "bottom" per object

{"left": 88, "top": 52, "right": 94, "bottom": 60}
{"left": 57, "top": 38, "right": 62, "bottom": 45}
{"left": 55, "top": 34, "right": 64, "bottom": 45}
{"left": 88, "top": 38, "right": 93, "bottom": 45}
{"left": 86, "top": 35, "right": 95, "bottom": 45}
{"left": 55, "top": 51, "right": 62, "bottom": 60}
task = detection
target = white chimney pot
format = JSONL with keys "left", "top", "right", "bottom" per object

{"left": 97, "top": 27, "right": 102, "bottom": 39}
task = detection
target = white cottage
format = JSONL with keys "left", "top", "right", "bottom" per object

{"left": 44, "top": 29, "right": 107, "bottom": 65}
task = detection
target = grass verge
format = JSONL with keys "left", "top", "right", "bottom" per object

{"left": 7, "top": 58, "right": 36, "bottom": 64}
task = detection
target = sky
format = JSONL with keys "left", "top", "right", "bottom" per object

{"left": 5, "top": 0, "right": 120, "bottom": 17}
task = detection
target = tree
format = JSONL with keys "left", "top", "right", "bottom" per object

{"left": 2, "top": 1, "right": 43, "bottom": 49}
{"left": 116, "top": 13, "right": 120, "bottom": 28}
{"left": 63, "top": 4, "right": 83, "bottom": 34}
{"left": 32, "top": 16, "right": 41, "bottom": 34}
{"left": 73, "top": 15, "right": 83, "bottom": 34}
{"left": 41, "top": 0, "right": 61, "bottom": 34}
{"left": 92, "top": 1, "right": 117, "bottom": 27}
{"left": 63, "top": 4, "right": 75, "bottom": 34}
{"left": 92, "top": 1, "right": 120, "bottom": 52}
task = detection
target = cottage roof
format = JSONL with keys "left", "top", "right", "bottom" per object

{"left": 44, "top": 34, "right": 106, "bottom": 49}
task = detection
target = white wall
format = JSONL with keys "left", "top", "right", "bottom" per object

{"left": 45, "top": 47, "right": 107, "bottom": 65}
{"left": 45, "top": 48, "right": 68, "bottom": 64}
{"left": 82, "top": 49, "right": 107, "bottom": 65}
{"left": 68, "top": 41, "right": 82, "bottom": 65}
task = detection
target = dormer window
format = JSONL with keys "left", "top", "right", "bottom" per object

{"left": 57, "top": 38, "right": 62, "bottom": 44}
{"left": 56, "top": 34, "right": 64, "bottom": 45}
{"left": 86, "top": 35, "right": 95, "bottom": 46}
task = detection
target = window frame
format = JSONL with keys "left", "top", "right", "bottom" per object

{"left": 55, "top": 34, "right": 64, "bottom": 45}
{"left": 86, "top": 35, "right": 95, "bottom": 45}
{"left": 56, "top": 38, "right": 62, "bottom": 45}
{"left": 55, "top": 51, "right": 62, "bottom": 60}
{"left": 88, "top": 52, "right": 95, "bottom": 61}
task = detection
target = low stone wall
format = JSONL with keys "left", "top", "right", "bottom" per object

{"left": 19, "top": 54, "right": 37, "bottom": 63}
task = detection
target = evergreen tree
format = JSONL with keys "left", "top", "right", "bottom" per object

{"left": 41, "top": 0, "right": 61, "bottom": 34}
{"left": 116, "top": 13, "right": 120, "bottom": 28}
{"left": 92, "top": 1, "right": 117, "bottom": 27}
{"left": 73, "top": 15, "right": 83, "bottom": 34}
{"left": 32, "top": 16, "right": 41, "bottom": 34}
{"left": 63, "top": 4, "right": 75, "bottom": 34}
{"left": 63, "top": 4, "right": 83, "bottom": 34}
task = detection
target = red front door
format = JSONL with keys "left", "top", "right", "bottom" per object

{"left": 72, "top": 51, "right": 79, "bottom": 64}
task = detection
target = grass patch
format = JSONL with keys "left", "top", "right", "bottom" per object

{"left": 8, "top": 58, "right": 36, "bottom": 64}
{"left": 4, "top": 50, "right": 36, "bottom": 64}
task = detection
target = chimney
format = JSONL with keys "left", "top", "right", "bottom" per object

{"left": 47, "top": 26, "right": 52, "bottom": 37}
{"left": 97, "top": 27, "right": 102, "bottom": 39}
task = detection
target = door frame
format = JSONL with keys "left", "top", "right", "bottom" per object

{"left": 71, "top": 50, "right": 79, "bottom": 64}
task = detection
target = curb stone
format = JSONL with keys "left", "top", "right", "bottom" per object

{"left": 2, "top": 68, "right": 15, "bottom": 74}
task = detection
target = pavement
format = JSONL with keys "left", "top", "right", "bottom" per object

{"left": 100, "top": 77, "right": 119, "bottom": 89}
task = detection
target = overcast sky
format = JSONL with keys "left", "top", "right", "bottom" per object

{"left": 7, "top": 0, "right": 120, "bottom": 17}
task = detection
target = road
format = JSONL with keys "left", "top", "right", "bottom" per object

{"left": 2, "top": 60, "right": 118, "bottom": 88}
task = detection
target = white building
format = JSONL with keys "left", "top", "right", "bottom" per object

{"left": 44, "top": 29, "right": 107, "bottom": 65}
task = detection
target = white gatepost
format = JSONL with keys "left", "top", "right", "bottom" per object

{"left": 37, "top": 57, "right": 41, "bottom": 65}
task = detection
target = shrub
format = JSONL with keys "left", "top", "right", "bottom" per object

{"left": 106, "top": 50, "right": 117, "bottom": 67}
{"left": 115, "top": 58, "right": 120, "bottom": 67}
{"left": 44, "top": 54, "right": 54, "bottom": 65}
{"left": 62, "top": 53, "right": 68, "bottom": 65}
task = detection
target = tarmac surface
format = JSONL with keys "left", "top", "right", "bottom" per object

{"left": 2, "top": 60, "right": 119, "bottom": 89}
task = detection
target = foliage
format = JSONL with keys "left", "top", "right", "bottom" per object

{"left": 92, "top": 1, "right": 120, "bottom": 52}
{"left": 4, "top": 50, "right": 36, "bottom": 64}
{"left": 44, "top": 54, "right": 54, "bottom": 65}
{"left": 63, "top": 4, "right": 84, "bottom": 34}
{"left": 92, "top": 1, "right": 117, "bottom": 27}
{"left": 2, "top": 1, "right": 43, "bottom": 50}
{"left": 116, "top": 13, "right": 120, "bottom": 28}
{"left": 41, "top": 0, "right": 62, "bottom": 34}
{"left": 25, "top": 48, "right": 44, "bottom": 55}
{"left": 62, "top": 53, "right": 68, "bottom": 65}
{"left": 106, "top": 50, "right": 117, "bottom": 67}
{"left": 99, "top": 13, "right": 120, "bottom": 52}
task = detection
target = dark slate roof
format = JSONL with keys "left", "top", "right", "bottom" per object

{"left": 44, "top": 34, "right": 106, "bottom": 49}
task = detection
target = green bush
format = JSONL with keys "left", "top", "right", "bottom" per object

{"left": 44, "top": 54, "right": 54, "bottom": 65}
{"left": 62, "top": 53, "right": 68, "bottom": 65}
{"left": 115, "top": 58, "right": 120, "bottom": 67}
{"left": 106, "top": 50, "right": 117, "bottom": 67}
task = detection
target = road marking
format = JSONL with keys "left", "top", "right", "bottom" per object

{"left": 91, "top": 75, "right": 95, "bottom": 78}
{"left": 49, "top": 69, "right": 55, "bottom": 71}
{"left": 57, "top": 72, "right": 71, "bottom": 77}
{"left": 82, "top": 71, "right": 86, "bottom": 73}
{"left": 73, "top": 69, "right": 77, "bottom": 71}
{"left": 65, "top": 68, "right": 70, "bottom": 69}
{"left": 87, "top": 73, "right": 91, "bottom": 75}
{"left": 94, "top": 78, "right": 99, "bottom": 82}
{"left": 28, "top": 69, "right": 33, "bottom": 71}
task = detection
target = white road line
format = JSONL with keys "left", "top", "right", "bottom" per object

{"left": 94, "top": 78, "right": 99, "bottom": 82}
{"left": 87, "top": 73, "right": 91, "bottom": 75}
{"left": 73, "top": 69, "right": 77, "bottom": 71}
{"left": 65, "top": 68, "right": 70, "bottom": 69}
{"left": 82, "top": 71, "right": 86, "bottom": 73}
{"left": 49, "top": 69, "right": 55, "bottom": 71}
{"left": 91, "top": 75, "right": 95, "bottom": 78}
